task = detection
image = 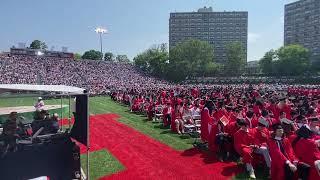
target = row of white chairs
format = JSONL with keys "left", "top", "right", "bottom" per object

{"left": 152, "top": 105, "right": 201, "bottom": 133}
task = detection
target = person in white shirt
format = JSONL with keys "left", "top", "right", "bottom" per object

{"left": 34, "top": 97, "right": 45, "bottom": 111}
{"left": 191, "top": 104, "right": 201, "bottom": 119}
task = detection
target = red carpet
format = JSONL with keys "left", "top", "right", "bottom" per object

{"left": 80, "top": 114, "right": 241, "bottom": 180}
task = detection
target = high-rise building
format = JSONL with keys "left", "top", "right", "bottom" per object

{"left": 169, "top": 7, "right": 248, "bottom": 63}
{"left": 284, "top": 0, "right": 320, "bottom": 63}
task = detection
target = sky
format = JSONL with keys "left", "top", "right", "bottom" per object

{"left": 0, "top": 0, "right": 297, "bottom": 61}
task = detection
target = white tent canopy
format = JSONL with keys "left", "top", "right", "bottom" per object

{"left": 0, "top": 84, "right": 86, "bottom": 94}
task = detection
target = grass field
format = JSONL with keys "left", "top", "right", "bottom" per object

{"left": 0, "top": 96, "right": 266, "bottom": 179}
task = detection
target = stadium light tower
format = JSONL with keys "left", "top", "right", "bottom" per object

{"left": 94, "top": 27, "right": 108, "bottom": 59}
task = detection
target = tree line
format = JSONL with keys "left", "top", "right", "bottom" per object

{"left": 76, "top": 50, "right": 130, "bottom": 63}
{"left": 133, "top": 39, "right": 246, "bottom": 82}
{"left": 134, "top": 39, "right": 319, "bottom": 82}
{"left": 259, "top": 45, "right": 315, "bottom": 76}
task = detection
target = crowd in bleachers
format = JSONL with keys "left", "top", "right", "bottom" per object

{"left": 111, "top": 84, "right": 320, "bottom": 179}
{"left": 0, "top": 55, "right": 169, "bottom": 94}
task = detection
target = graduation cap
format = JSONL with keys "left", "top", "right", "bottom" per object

{"left": 261, "top": 109, "right": 269, "bottom": 117}
{"left": 272, "top": 123, "right": 283, "bottom": 131}
{"left": 296, "top": 115, "right": 306, "bottom": 122}
{"left": 237, "top": 118, "right": 247, "bottom": 126}
{"left": 280, "top": 118, "right": 293, "bottom": 125}
{"left": 258, "top": 117, "right": 269, "bottom": 127}
{"left": 296, "top": 125, "right": 313, "bottom": 139}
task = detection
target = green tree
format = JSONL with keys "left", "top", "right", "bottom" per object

{"left": 74, "top": 53, "right": 82, "bottom": 60}
{"left": 30, "top": 40, "right": 48, "bottom": 50}
{"left": 168, "top": 39, "right": 215, "bottom": 81}
{"left": 116, "top": 55, "right": 130, "bottom": 63}
{"left": 225, "top": 42, "right": 246, "bottom": 76}
{"left": 259, "top": 50, "right": 276, "bottom": 75}
{"left": 82, "top": 50, "right": 103, "bottom": 60}
{"left": 277, "top": 45, "right": 310, "bottom": 75}
{"left": 134, "top": 43, "right": 169, "bottom": 77}
{"left": 104, "top": 52, "right": 114, "bottom": 61}
{"left": 203, "top": 62, "right": 220, "bottom": 76}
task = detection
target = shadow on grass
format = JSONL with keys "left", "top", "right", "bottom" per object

{"left": 233, "top": 165, "right": 269, "bottom": 180}
{"left": 179, "top": 135, "right": 191, "bottom": 139}
{"left": 160, "top": 130, "right": 176, "bottom": 135}
{"left": 153, "top": 124, "right": 170, "bottom": 129}
{"left": 151, "top": 121, "right": 162, "bottom": 124}
{"left": 181, "top": 148, "right": 217, "bottom": 164}
{"left": 181, "top": 148, "right": 244, "bottom": 177}
{"left": 142, "top": 119, "right": 151, "bottom": 123}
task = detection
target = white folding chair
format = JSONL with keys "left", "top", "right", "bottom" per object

{"left": 154, "top": 105, "right": 164, "bottom": 122}
{"left": 183, "top": 115, "right": 196, "bottom": 132}
{"left": 192, "top": 115, "right": 201, "bottom": 120}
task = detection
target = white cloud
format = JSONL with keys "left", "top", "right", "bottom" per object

{"left": 248, "top": 32, "right": 261, "bottom": 43}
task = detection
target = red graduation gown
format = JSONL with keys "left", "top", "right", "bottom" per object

{"left": 251, "top": 127, "right": 270, "bottom": 147}
{"left": 293, "top": 138, "right": 320, "bottom": 180}
{"left": 170, "top": 108, "right": 180, "bottom": 132}
{"left": 207, "top": 121, "right": 218, "bottom": 152}
{"left": 228, "top": 112, "right": 238, "bottom": 123}
{"left": 268, "top": 137, "right": 298, "bottom": 180}
{"left": 276, "top": 104, "right": 292, "bottom": 120}
{"left": 253, "top": 105, "right": 262, "bottom": 117}
{"left": 212, "top": 109, "right": 229, "bottom": 121}
{"left": 225, "top": 121, "right": 240, "bottom": 137}
{"left": 200, "top": 108, "right": 212, "bottom": 142}
{"left": 234, "top": 129, "right": 255, "bottom": 164}
{"left": 244, "top": 117, "right": 259, "bottom": 129}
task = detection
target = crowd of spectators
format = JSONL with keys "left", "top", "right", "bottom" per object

{"left": 0, "top": 55, "right": 169, "bottom": 94}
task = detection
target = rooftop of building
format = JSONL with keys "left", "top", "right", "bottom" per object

{"left": 170, "top": 6, "right": 248, "bottom": 14}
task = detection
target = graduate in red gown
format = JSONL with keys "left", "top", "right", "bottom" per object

{"left": 229, "top": 107, "right": 243, "bottom": 123}
{"left": 261, "top": 109, "right": 278, "bottom": 130}
{"left": 173, "top": 103, "right": 184, "bottom": 134}
{"left": 251, "top": 118, "right": 271, "bottom": 170}
{"left": 212, "top": 99, "right": 229, "bottom": 121}
{"left": 233, "top": 118, "right": 257, "bottom": 179}
{"left": 277, "top": 97, "right": 292, "bottom": 120}
{"left": 131, "top": 96, "right": 139, "bottom": 112}
{"left": 292, "top": 126, "right": 320, "bottom": 180}
{"left": 162, "top": 102, "right": 173, "bottom": 127}
{"left": 213, "top": 112, "right": 233, "bottom": 161}
{"left": 267, "top": 99, "right": 278, "bottom": 119}
{"left": 200, "top": 108, "right": 211, "bottom": 142}
{"left": 268, "top": 124, "right": 307, "bottom": 180}
{"left": 244, "top": 110, "right": 258, "bottom": 129}
{"left": 309, "top": 117, "right": 320, "bottom": 141}
{"left": 200, "top": 100, "right": 214, "bottom": 142}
